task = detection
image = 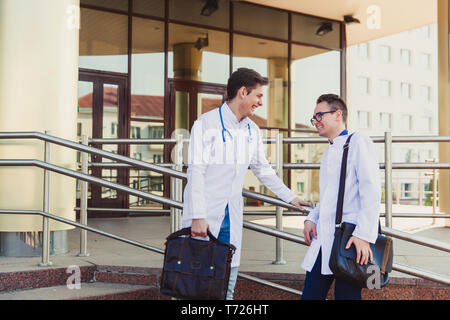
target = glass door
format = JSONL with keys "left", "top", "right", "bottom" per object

{"left": 78, "top": 69, "right": 129, "bottom": 216}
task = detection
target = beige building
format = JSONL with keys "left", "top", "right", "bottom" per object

{"left": 347, "top": 24, "right": 439, "bottom": 205}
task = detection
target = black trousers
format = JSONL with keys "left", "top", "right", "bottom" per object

{"left": 302, "top": 249, "right": 362, "bottom": 300}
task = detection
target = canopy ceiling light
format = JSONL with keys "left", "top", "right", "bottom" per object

{"left": 316, "top": 22, "right": 333, "bottom": 36}
{"left": 201, "top": 0, "right": 219, "bottom": 16}
{"left": 343, "top": 15, "right": 360, "bottom": 24}
{"left": 195, "top": 34, "right": 209, "bottom": 50}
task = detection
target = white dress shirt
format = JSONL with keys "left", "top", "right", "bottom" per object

{"left": 301, "top": 131, "right": 381, "bottom": 275}
{"left": 182, "top": 103, "right": 296, "bottom": 267}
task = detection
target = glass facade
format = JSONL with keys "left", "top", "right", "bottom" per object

{"left": 78, "top": 0, "right": 344, "bottom": 212}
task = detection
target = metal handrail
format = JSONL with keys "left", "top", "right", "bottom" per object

{"left": 74, "top": 207, "right": 450, "bottom": 218}
{"left": 89, "top": 135, "right": 450, "bottom": 145}
{"left": 243, "top": 221, "right": 450, "bottom": 286}
{"left": 90, "top": 161, "right": 450, "bottom": 170}
{"left": 1, "top": 208, "right": 448, "bottom": 289}
{"left": 283, "top": 162, "right": 450, "bottom": 170}
{"left": 0, "top": 209, "right": 303, "bottom": 296}
{"left": 0, "top": 159, "right": 183, "bottom": 209}
{"left": 0, "top": 210, "right": 165, "bottom": 254}
{"left": 0, "top": 132, "right": 185, "bottom": 180}
{"left": 0, "top": 132, "right": 304, "bottom": 212}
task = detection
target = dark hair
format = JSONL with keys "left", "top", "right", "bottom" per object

{"left": 316, "top": 93, "right": 348, "bottom": 125}
{"left": 226, "top": 68, "right": 268, "bottom": 101}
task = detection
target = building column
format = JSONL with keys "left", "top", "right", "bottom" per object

{"left": 437, "top": 0, "right": 450, "bottom": 226}
{"left": 0, "top": 0, "right": 79, "bottom": 255}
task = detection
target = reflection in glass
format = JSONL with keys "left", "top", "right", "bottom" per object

{"left": 133, "top": 0, "right": 165, "bottom": 17}
{"left": 132, "top": 18, "right": 165, "bottom": 115}
{"left": 291, "top": 45, "right": 340, "bottom": 129}
{"left": 81, "top": 0, "right": 128, "bottom": 11}
{"left": 102, "top": 84, "right": 119, "bottom": 159}
{"left": 169, "top": 0, "right": 229, "bottom": 29}
{"left": 102, "top": 169, "right": 118, "bottom": 199}
{"left": 292, "top": 14, "right": 340, "bottom": 49}
{"left": 101, "top": 84, "right": 119, "bottom": 199}
{"left": 77, "top": 81, "right": 94, "bottom": 139}
{"left": 233, "top": 2, "right": 288, "bottom": 40}
{"left": 79, "top": 8, "right": 128, "bottom": 73}
{"left": 233, "top": 34, "right": 288, "bottom": 128}
{"left": 130, "top": 17, "right": 165, "bottom": 207}
{"left": 175, "top": 91, "right": 190, "bottom": 131}
{"left": 197, "top": 93, "right": 223, "bottom": 116}
{"left": 168, "top": 23, "right": 229, "bottom": 84}
{"left": 289, "top": 131, "right": 326, "bottom": 203}
{"left": 129, "top": 121, "right": 164, "bottom": 208}
{"left": 77, "top": 81, "right": 94, "bottom": 200}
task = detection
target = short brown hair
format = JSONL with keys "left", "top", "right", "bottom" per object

{"left": 227, "top": 68, "right": 268, "bottom": 101}
{"left": 316, "top": 93, "right": 348, "bottom": 125}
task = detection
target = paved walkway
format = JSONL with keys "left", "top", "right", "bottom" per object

{"left": 0, "top": 205, "right": 449, "bottom": 283}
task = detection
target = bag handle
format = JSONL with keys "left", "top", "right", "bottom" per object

{"left": 166, "top": 227, "right": 235, "bottom": 250}
{"left": 166, "top": 227, "right": 216, "bottom": 241}
{"left": 335, "top": 133, "right": 382, "bottom": 234}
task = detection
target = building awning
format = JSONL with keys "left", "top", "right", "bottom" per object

{"left": 245, "top": 0, "right": 437, "bottom": 46}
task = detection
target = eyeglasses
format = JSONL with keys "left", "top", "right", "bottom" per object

{"left": 310, "top": 110, "right": 336, "bottom": 126}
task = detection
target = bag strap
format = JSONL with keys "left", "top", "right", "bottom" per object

{"left": 334, "top": 133, "right": 382, "bottom": 234}
{"left": 335, "top": 134, "right": 354, "bottom": 226}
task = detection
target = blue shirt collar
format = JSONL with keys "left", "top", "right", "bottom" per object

{"left": 329, "top": 129, "right": 348, "bottom": 145}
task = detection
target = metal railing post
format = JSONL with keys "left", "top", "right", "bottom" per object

{"left": 175, "top": 134, "right": 183, "bottom": 231}
{"left": 432, "top": 158, "right": 438, "bottom": 215}
{"left": 170, "top": 176, "right": 176, "bottom": 233}
{"left": 78, "top": 134, "right": 89, "bottom": 257}
{"left": 170, "top": 134, "right": 183, "bottom": 233}
{"left": 384, "top": 131, "right": 393, "bottom": 228}
{"left": 40, "top": 130, "right": 52, "bottom": 267}
{"left": 418, "top": 171, "right": 423, "bottom": 206}
{"left": 273, "top": 133, "right": 286, "bottom": 265}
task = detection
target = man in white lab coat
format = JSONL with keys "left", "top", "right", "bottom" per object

{"left": 301, "top": 94, "right": 381, "bottom": 300}
{"left": 182, "top": 68, "right": 311, "bottom": 300}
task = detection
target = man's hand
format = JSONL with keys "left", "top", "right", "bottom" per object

{"left": 290, "top": 197, "right": 313, "bottom": 212}
{"left": 191, "top": 218, "right": 209, "bottom": 237}
{"left": 345, "top": 236, "right": 373, "bottom": 265}
{"left": 303, "top": 220, "right": 317, "bottom": 246}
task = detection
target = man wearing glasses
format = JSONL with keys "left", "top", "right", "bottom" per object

{"left": 301, "top": 94, "right": 381, "bottom": 300}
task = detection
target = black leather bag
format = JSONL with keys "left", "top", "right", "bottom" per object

{"left": 329, "top": 134, "right": 394, "bottom": 289}
{"left": 160, "top": 227, "right": 236, "bottom": 300}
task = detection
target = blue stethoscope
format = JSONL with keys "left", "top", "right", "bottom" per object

{"left": 219, "top": 105, "right": 252, "bottom": 143}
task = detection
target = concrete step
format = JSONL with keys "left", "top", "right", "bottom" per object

{"left": 0, "top": 265, "right": 448, "bottom": 300}
{"left": 0, "top": 282, "right": 156, "bottom": 300}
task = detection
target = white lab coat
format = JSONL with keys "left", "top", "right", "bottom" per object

{"left": 301, "top": 132, "right": 381, "bottom": 275}
{"left": 182, "top": 103, "right": 296, "bottom": 267}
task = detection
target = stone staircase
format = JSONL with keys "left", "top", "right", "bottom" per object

{"left": 0, "top": 266, "right": 449, "bottom": 300}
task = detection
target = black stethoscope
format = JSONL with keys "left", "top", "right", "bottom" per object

{"left": 219, "top": 105, "right": 252, "bottom": 143}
